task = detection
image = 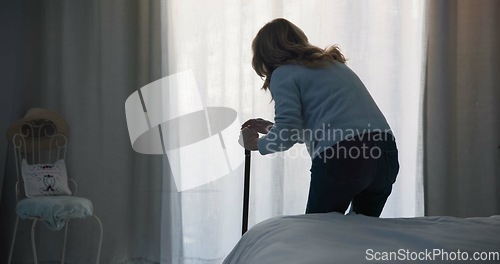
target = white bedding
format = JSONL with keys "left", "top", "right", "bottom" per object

{"left": 223, "top": 213, "right": 500, "bottom": 263}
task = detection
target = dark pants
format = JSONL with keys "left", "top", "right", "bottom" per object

{"left": 305, "top": 133, "right": 399, "bottom": 217}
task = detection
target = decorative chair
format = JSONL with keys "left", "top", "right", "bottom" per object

{"left": 6, "top": 108, "right": 103, "bottom": 264}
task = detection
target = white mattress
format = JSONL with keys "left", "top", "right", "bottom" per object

{"left": 223, "top": 213, "right": 500, "bottom": 263}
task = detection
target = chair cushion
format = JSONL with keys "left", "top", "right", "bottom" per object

{"left": 21, "top": 159, "right": 72, "bottom": 197}
{"left": 16, "top": 196, "right": 93, "bottom": 230}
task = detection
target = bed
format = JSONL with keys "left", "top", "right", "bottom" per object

{"left": 223, "top": 213, "right": 500, "bottom": 263}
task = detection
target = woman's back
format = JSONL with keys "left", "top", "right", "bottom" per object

{"left": 267, "top": 62, "right": 391, "bottom": 157}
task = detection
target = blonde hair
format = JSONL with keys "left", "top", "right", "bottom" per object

{"left": 252, "top": 18, "right": 347, "bottom": 90}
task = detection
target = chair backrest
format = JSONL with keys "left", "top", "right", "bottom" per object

{"left": 11, "top": 120, "right": 68, "bottom": 200}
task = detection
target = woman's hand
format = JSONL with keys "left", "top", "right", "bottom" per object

{"left": 240, "top": 127, "right": 259, "bottom": 151}
{"left": 241, "top": 118, "right": 274, "bottom": 134}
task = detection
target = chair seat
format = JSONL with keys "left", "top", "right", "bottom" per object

{"left": 16, "top": 196, "right": 94, "bottom": 230}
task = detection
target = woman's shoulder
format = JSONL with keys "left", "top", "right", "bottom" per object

{"left": 276, "top": 62, "right": 341, "bottom": 72}
{"left": 274, "top": 62, "right": 343, "bottom": 80}
{"left": 272, "top": 64, "right": 308, "bottom": 79}
{"left": 275, "top": 63, "right": 306, "bottom": 72}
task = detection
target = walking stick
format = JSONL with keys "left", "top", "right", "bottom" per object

{"left": 242, "top": 149, "right": 251, "bottom": 235}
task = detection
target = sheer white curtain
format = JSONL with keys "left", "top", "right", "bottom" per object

{"left": 158, "top": 0, "right": 426, "bottom": 262}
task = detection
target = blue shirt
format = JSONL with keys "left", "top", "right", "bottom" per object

{"left": 257, "top": 62, "right": 392, "bottom": 158}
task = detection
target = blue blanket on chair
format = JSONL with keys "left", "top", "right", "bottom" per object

{"left": 16, "top": 196, "right": 93, "bottom": 230}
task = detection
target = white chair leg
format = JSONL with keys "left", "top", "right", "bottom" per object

{"left": 31, "top": 219, "right": 39, "bottom": 264}
{"left": 11, "top": 216, "right": 101, "bottom": 264}
{"left": 61, "top": 219, "right": 70, "bottom": 264}
{"left": 7, "top": 217, "right": 19, "bottom": 264}
{"left": 93, "top": 214, "right": 103, "bottom": 264}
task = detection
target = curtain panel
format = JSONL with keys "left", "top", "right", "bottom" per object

{"left": 159, "top": 0, "right": 426, "bottom": 262}
{"left": 0, "top": 0, "right": 164, "bottom": 263}
{"left": 424, "top": 0, "right": 500, "bottom": 217}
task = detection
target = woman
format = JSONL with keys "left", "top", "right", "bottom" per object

{"left": 241, "top": 18, "right": 399, "bottom": 217}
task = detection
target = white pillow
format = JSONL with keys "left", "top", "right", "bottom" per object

{"left": 21, "top": 159, "right": 72, "bottom": 197}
